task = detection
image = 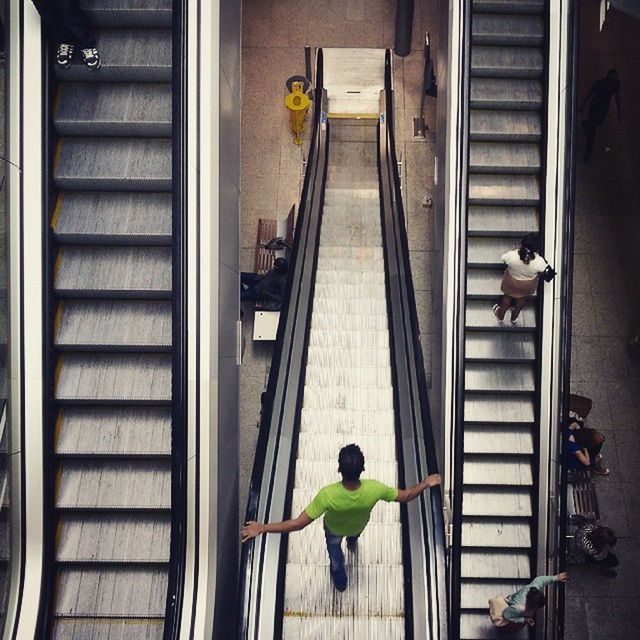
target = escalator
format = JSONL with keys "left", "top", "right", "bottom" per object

{"left": 41, "top": 1, "right": 180, "bottom": 636}
{"left": 450, "top": 0, "right": 549, "bottom": 638}
{"left": 239, "top": 49, "right": 446, "bottom": 640}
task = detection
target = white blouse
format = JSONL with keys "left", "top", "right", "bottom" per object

{"left": 502, "top": 249, "right": 546, "bottom": 281}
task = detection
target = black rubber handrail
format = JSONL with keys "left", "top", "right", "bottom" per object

{"left": 237, "top": 49, "right": 327, "bottom": 640}
{"left": 379, "top": 49, "right": 449, "bottom": 640}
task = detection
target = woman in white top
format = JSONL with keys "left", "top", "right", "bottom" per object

{"left": 493, "top": 234, "right": 547, "bottom": 324}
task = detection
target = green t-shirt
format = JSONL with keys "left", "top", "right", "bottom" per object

{"left": 304, "top": 479, "right": 399, "bottom": 536}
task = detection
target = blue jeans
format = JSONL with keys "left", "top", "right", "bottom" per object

{"left": 323, "top": 523, "right": 359, "bottom": 591}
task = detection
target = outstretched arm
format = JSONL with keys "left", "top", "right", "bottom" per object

{"left": 241, "top": 511, "right": 313, "bottom": 543}
{"left": 396, "top": 473, "right": 441, "bottom": 503}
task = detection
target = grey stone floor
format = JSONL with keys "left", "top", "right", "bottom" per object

{"left": 239, "top": 0, "right": 439, "bottom": 520}
{"left": 565, "top": 4, "right": 640, "bottom": 639}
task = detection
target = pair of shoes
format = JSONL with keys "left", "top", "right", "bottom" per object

{"left": 492, "top": 304, "right": 504, "bottom": 324}
{"left": 56, "top": 43, "right": 102, "bottom": 69}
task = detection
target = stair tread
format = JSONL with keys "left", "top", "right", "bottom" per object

{"left": 464, "top": 458, "right": 533, "bottom": 486}
{"left": 472, "top": 14, "right": 544, "bottom": 46}
{"left": 471, "top": 46, "right": 543, "bottom": 78}
{"left": 462, "top": 519, "right": 532, "bottom": 548}
{"left": 468, "top": 236, "right": 522, "bottom": 265}
{"left": 470, "top": 142, "right": 540, "bottom": 173}
{"left": 462, "top": 487, "right": 532, "bottom": 517}
{"left": 464, "top": 425, "right": 534, "bottom": 455}
{"left": 465, "top": 362, "right": 535, "bottom": 393}
{"left": 468, "top": 205, "right": 539, "bottom": 235}
{"left": 473, "top": 0, "right": 544, "bottom": 13}
{"left": 465, "top": 330, "right": 536, "bottom": 360}
{"left": 461, "top": 549, "right": 531, "bottom": 578}
{"left": 469, "top": 174, "right": 540, "bottom": 205}
{"left": 80, "top": 0, "right": 173, "bottom": 28}
{"left": 466, "top": 297, "right": 537, "bottom": 327}
{"left": 471, "top": 78, "right": 543, "bottom": 110}
{"left": 465, "top": 394, "right": 535, "bottom": 423}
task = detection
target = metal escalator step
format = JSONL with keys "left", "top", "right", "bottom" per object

{"left": 54, "top": 29, "right": 171, "bottom": 82}
{"left": 462, "top": 518, "right": 532, "bottom": 548}
{"left": 320, "top": 225, "right": 382, "bottom": 247}
{"left": 317, "top": 246, "right": 383, "bottom": 261}
{"left": 54, "top": 567, "right": 167, "bottom": 616}
{"left": 471, "top": 78, "right": 542, "bottom": 110}
{"left": 465, "top": 393, "right": 535, "bottom": 423}
{"left": 314, "top": 268, "right": 385, "bottom": 285}
{"left": 465, "top": 268, "right": 503, "bottom": 298}
{"left": 308, "top": 328, "right": 389, "bottom": 350}
{"left": 323, "top": 189, "right": 380, "bottom": 206}
{"left": 460, "top": 611, "right": 528, "bottom": 639}
{"left": 314, "top": 282, "right": 386, "bottom": 301}
{"left": 473, "top": 0, "right": 544, "bottom": 13}
{"left": 464, "top": 456, "right": 533, "bottom": 485}
{"left": 461, "top": 549, "right": 530, "bottom": 578}
{"left": 56, "top": 300, "right": 171, "bottom": 351}
{"left": 468, "top": 236, "right": 520, "bottom": 266}
{"left": 302, "top": 386, "right": 394, "bottom": 412}
{"left": 468, "top": 205, "right": 539, "bottom": 235}
{"left": 55, "top": 83, "right": 171, "bottom": 137}
{"left": 282, "top": 617, "right": 404, "bottom": 638}
{"left": 471, "top": 46, "right": 543, "bottom": 78}
{"left": 296, "top": 433, "right": 396, "bottom": 461}
{"left": 304, "top": 363, "right": 391, "bottom": 387}
{"left": 465, "top": 425, "right": 534, "bottom": 454}
{"left": 311, "top": 297, "right": 390, "bottom": 316}
{"left": 53, "top": 192, "right": 171, "bottom": 245}
{"left": 294, "top": 460, "right": 398, "bottom": 491}
{"left": 465, "top": 362, "right": 535, "bottom": 393}
{"left": 472, "top": 14, "right": 543, "bottom": 46}
{"left": 300, "top": 408, "right": 395, "bottom": 435}
{"left": 55, "top": 246, "right": 171, "bottom": 298}
{"left": 329, "top": 121, "right": 379, "bottom": 143}
{"left": 56, "top": 513, "right": 171, "bottom": 562}
{"left": 463, "top": 488, "right": 532, "bottom": 517}
{"left": 54, "top": 138, "right": 171, "bottom": 191}
{"left": 470, "top": 110, "right": 541, "bottom": 142}
{"left": 470, "top": 142, "right": 540, "bottom": 174}
{"left": 284, "top": 563, "right": 404, "bottom": 618}
{"left": 469, "top": 174, "right": 540, "bottom": 205}
{"left": 465, "top": 297, "right": 537, "bottom": 329}
{"left": 81, "top": 0, "right": 172, "bottom": 28}
{"left": 55, "top": 353, "right": 171, "bottom": 403}
{"left": 52, "top": 618, "right": 164, "bottom": 639}
{"left": 311, "top": 311, "right": 387, "bottom": 332}
{"left": 327, "top": 140, "right": 378, "bottom": 166}
{"left": 56, "top": 460, "right": 171, "bottom": 509}
{"left": 55, "top": 407, "right": 171, "bottom": 456}
{"left": 461, "top": 579, "right": 529, "bottom": 609}
{"left": 466, "top": 331, "right": 535, "bottom": 361}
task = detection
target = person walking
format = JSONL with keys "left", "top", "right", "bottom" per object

{"left": 31, "top": 0, "right": 101, "bottom": 69}
{"left": 489, "top": 572, "right": 568, "bottom": 633}
{"left": 241, "top": 257, "right": 288, "bottom": 310}
{"left": 241, "top": 443, "right": 441, "bottom": 591}
{"left": 493, "top": 234, "right": 547, "bottom": 325}
{"left": 580, "top": 69, "right": 621, "bottom": 162}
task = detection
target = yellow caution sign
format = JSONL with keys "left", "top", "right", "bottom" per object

{"left": 284, "top": 81, "right": 311, "bottom": 145}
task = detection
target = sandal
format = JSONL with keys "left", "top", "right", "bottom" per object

{"left": 492, "top": 304, "right": 504, "bottom": 324}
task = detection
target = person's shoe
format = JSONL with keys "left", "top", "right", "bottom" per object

{"left": 510, "top": 314, "right": 519, "bottom": 325}
{"left": 81, "top": 48, "right": 101, "bottom": 70}
{"left": 330, "top": 567, "right": 347, "bottom": 592}
{"left": 347, "top": 537, "right": 358, "bottom": 552}
{"left": 492, "top": 304, "right": 504, "bottom": 324}
{"left": 56, "top": 43, "right": 74, "bottom": 68}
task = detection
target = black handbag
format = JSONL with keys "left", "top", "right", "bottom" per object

{"left": 541, "top": 257, "right": 556, "bottom": 282}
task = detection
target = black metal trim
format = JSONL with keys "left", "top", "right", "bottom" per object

{"left": 237, "top": 50, "right": 327, "bottom": 640}
{"left": 163, "top": 0, "right": 187, "bottom": 636}
{"left": 379, "top": 49, "right": 449, "bottom": 640}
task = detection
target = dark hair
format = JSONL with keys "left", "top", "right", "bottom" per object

{"left": 525, "top": 587, "right": 546, "bottom": 611}
{"left": 590, "top": 526, "right": 617, "bottom": 551}
{"left": 273, "top": 257, "right": 288, "bottom": 274}
{"left": 338, "top": 444, "right": 365, "bottom": 481}
{"left": 518, "top": 233, "right": 541, "bottom": 264}
{"left": 574, "top": 427, "right": 604, "bottom": 448}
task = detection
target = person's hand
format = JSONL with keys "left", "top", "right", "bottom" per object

{"left": 424, "top": 474, "right": 441, "bottom": 488}
{"left": 241, "top": 521, "right": 264, "bottom": 543}
{"left": 556, "top": 571, "right": 568, "bottom": 582}
{"left": 525, "top": 617, "right": 535, "bottom": 627}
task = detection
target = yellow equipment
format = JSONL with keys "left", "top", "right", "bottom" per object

{"left": 284, "top": 81, "right": 311, "bottom": 145}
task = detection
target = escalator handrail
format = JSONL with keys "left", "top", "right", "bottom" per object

{"left": 237, "top": 49, "right": 326, "bottom": 640}
{"left": 378, "top": 49, "right": 449, "bottom": 640}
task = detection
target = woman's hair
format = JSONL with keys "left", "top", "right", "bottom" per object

{"left": 338, "top": 444, "right": 365, "bottom": 481}
{"left": 518, "top": 233, "right": 541, "bottom": 264}
{"left": 574, "top": 427, "right": 604, "bottom": 448}
{"left": 589, "top": 526, "right": 617, "bottom": 551}
{"left": 525, "top": 587, "right": 546, "bottom": 611}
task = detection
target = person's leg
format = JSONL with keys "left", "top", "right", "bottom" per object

{"left": 54, "top": 0, "right": 95, "bottom": 48}
{"left": 510, "top": 297, "right": 527, "bottom": 322}
{"left": 346, "top": 534, "right": 359, "bottom": 552}
{"left": 494, "top": 294, "right": 512, "bottom": 322}
{"left": 241, "top": 272, "right": 260, "bottom": 287}
{"left": 583, "top": 120, "right": 597, "bottom": 161}
{"left": 31, "top": 0, "right": 72, "bottom": 43}
{"left": 324, "top": 525, "right": 347, "bottom": 591}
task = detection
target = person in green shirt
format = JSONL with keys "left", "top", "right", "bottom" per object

{"left": 241, "top": 443, "right": 441, "bottom": 591}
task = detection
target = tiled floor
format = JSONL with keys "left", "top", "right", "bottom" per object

{"left": 239, "top": 0, "right": 440, "bottom": 517}
{"left": 565, "top": 4, "right": 640, "bottom": 639}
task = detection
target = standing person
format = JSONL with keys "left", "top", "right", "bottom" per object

{"left": 489, "top": 572, "right": 568, "bottom": 633}
{"left": 241, "top": 257, "right": 288, "bottom": 310}
{"left": 31, "top": 0, "right": 101, "bottom": 69}
{"left": 493, "top": 234, "right": 547, "bottom": 325}
{"left": 580, "top": 69, "right": 621, "bottom": 162}
{"left": 241, "top": 443, "right": 441, "bottom": 591}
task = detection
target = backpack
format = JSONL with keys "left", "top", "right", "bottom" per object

{"left": 488, "top": 595, "right": 509, "bottom": 627}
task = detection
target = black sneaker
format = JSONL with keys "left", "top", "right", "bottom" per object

{"left": 56, "top": 43, "right": 74, "bottom": 68}
{"left": 81, "top": 48, "right": 101, "bottom": 70}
